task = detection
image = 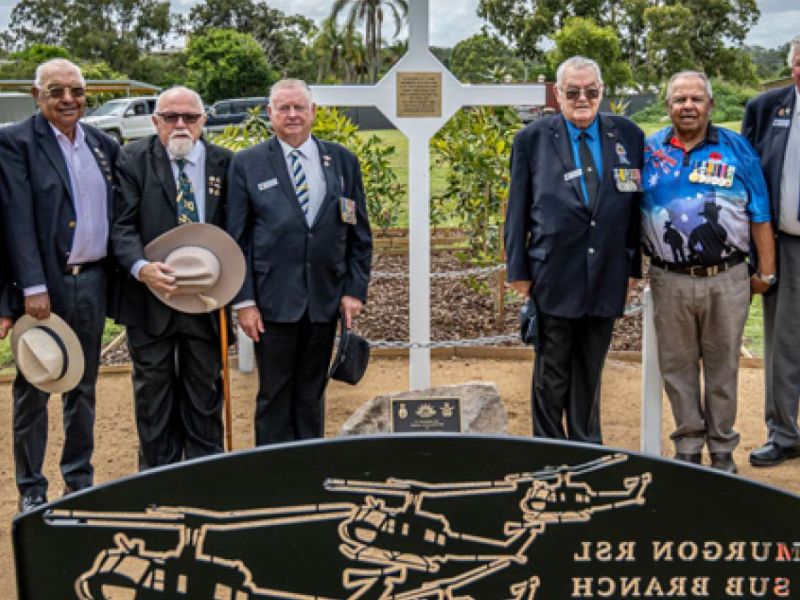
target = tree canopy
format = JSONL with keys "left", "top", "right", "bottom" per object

{"left": 478, "top": 0, "right": 761, "bottom": 86}
{"left": 186, "top": 28, "right": 278, "bottom": 104}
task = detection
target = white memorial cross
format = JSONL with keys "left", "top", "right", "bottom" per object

{"left": 313, "top": 0, "right": 545, "bottom": 390}
{"left": 239, "top": 0, "right": 546, "bottom": 390}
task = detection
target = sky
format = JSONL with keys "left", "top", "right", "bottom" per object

{"left": 0, "top": 0, "right": 796, "bottom": 50}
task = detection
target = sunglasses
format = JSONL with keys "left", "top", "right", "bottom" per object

{"left": 156, "top": 112, "right": 204, "bottom": 124}
{"left": 563, "top": 87, "right": 601, "bottom": 101}
{"left": 45, "top": 86, "right": 86, "bottom": 99}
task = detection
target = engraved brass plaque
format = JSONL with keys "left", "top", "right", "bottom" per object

{"left": 396, "top": 72, "right": 442, "bottom": 118}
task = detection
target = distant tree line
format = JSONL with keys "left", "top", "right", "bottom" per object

{"left": 0, "top": 0, "right": 790, "bottom": 104}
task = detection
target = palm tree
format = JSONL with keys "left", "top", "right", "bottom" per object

{"left": 313, "top": 17, "right": 369, "bottom": 83}
{"left": 330, "top": 0, "right": 408, "bottom": 83}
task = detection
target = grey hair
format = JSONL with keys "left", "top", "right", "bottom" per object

{"left": 155, "top": 86, "right": 204, "bottom": 112}
{"left": 269, "top": 78, "right": 313, "bottom": 107}
{"left": 789, "top": 36, "right": 800, "bottom": 68}
{"left": 34, "top": 58, "right": 85, "bottom": 88}
{"left": 555, "top": 56, "right": 603, "bottom": 87}
{"left": 665, "top": 71, "right": 714, "bottom": 101}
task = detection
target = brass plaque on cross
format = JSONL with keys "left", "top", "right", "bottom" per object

{"left": 396, "top": 72, "right": 442, "bottom": 118}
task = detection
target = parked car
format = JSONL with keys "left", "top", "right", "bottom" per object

{"left": 0, "top": 92, "right": 37, "bottom": 128}
{"left": 204, "top": 97, "right": 269, "bottom": 134}
{"left": 81, "top": 96, "right": 157, "bottom": 143}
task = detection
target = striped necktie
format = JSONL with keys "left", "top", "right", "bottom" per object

{"left": 175, "top": 159, "right": 199, "bottom": 224}
{"left": 289, "top": 149, "right": 310, "bottom": 215}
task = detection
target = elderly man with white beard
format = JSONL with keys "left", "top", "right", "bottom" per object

{"left": 111, "top": 86, "right": 234, "bottom": 470}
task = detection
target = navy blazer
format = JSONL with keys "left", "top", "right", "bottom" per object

{"left": 0, "top": 113, "right": 118, "bottom": 316}
{"left": 742, "top": 84, "right": 797, "bottom": 226}
{"left": 111, "top": 135, "right": 233, "bottom": 336}
{"left": 505, "top": 114, "right": 643, "bottom": 319}
{"left": 226, "top": 135, "right": 372, "bottom": 323}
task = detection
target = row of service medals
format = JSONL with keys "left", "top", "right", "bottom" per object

{"left": 614, "top": 167, "right": 642, "bottom": 192}
{"left": 688, "top": 160, "right": 735, "bottom": 188}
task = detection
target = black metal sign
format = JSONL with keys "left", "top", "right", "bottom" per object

{"left": 12, "top": 436, "right": 800, "bottom": 599}
{"left": 391, "top": 397, "right": 461, "bottom": 432}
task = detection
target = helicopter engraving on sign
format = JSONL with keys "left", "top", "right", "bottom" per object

{"left": 44, "top": 453, "right": 650, "bottom": 600}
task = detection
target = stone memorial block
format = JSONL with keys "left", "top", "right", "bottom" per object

{"left": 339, "top": 382, "right": 507, "bottom": 435}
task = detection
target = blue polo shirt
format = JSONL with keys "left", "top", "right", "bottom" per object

{"left": 641, "top": 125, "right": 770, "bottom": 266}
{"left": 564, "top": 116, "right": 603, "bottom": 204}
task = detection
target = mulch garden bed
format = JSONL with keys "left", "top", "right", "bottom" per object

{"left": 100, "top": 249, "right": 644, "bottom": 365}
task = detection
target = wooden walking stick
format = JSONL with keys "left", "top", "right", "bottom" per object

{"left": 219, "top": 307, "right": 233, "bottom": 451}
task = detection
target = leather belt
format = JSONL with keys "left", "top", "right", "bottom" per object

{"left": 650, "top": 254, "right": 745, "bottom": 278}
{"left": 64, "top": 261, "right": 101, "bottom": 275}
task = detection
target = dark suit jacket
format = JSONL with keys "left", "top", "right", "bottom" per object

{"left": 742, "top": 84, "right": 797, "bottom": 225}
{"left": 504, "top": 113, "right": 643, "bottom": 319}
{"left": 0, "top": 113, "right": 119, "bottom": 317}
{"left": 226, "top": 135, "right": 372, "bottom": 323}
{"left": 111, "top": 136, "right": 233, "bottom": 336}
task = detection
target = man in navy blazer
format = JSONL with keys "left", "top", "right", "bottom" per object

{"left": 226, "top": 79, "right": 372, "bottom": 445}
{"left": 505, "top": 56, "right": 642, "bottom": 444}
{"left": 742, "top": 36, "right": 800, "bottom": 467}
{"left": 0, "top": 59, "right": 119, "bottom": 512}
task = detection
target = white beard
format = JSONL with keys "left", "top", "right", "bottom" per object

{"left": 167, "top": 135, "right": 194, "bottom": 158}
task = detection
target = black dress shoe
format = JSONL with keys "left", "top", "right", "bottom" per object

{"left": 18, "top": 494, "right": 47, "bottom": 514}
{"left": 749, "top": 442, "right": 800, "bottom": 467}
{"left": 710, "top": 452, "right": 737, "bottom": 474}
{"left": 674, "top": 452, "right": 702, "bottom": 464}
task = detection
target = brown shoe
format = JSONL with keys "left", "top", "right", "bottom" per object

{"left": 710, "top": 452, "right": 737, "bottom": 474}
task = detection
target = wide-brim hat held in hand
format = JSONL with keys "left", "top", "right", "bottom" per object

{"left": 144, "top": 223, "right": 246, "bottom": 314}
{"left": 12, "top": 314, "right": 84, "bottom": 393}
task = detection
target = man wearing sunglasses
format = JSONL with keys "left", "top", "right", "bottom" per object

{"left": 111, "top": 86, "right": 233, "bottom": 470}
{"left": 505, "top": 56, "right": 643, "bottom": 445}
{"left": 0, "top": 58, "right": 119, "bottom": 512}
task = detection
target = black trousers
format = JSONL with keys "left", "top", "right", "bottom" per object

{"left": 254, "top": 312, "right": 337, "bottom": 445}
{"left": 127, "top": 312, "right": 223, "bottom": 470}
{"left": 531, "top": 312, "right": 615, "bottom": 444}
{"left": 14, "top": 266, "right": 105, "bottom": 499}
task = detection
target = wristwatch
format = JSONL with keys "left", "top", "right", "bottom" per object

{"left": 756, "top": 272, "right": 778, "bottom": 286}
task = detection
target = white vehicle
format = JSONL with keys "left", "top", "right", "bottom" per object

{"left": 81, "top": 96, "right": 157, "bottom": 143}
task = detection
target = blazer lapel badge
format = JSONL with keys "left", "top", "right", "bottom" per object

{"left": 208, "top": 175, "right": 222, "bottom": 197}
{"left": 92, "top": 146, "right": 113, "bottom": 183}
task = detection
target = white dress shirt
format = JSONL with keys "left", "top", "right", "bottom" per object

{"left": 132, "top": 140, "right": 207, "bottom": 280}
{"left": 278, "top": 136, "right": 326, "bottom": 226}
{"left": 25, "top": 123, "right": 108, "bottom": 297}
{"left": 779, "top": 86, "right": 800, "bottom": 235}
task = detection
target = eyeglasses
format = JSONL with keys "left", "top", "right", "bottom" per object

{"left": 562, "top": 87, "right": 601, "bottom": 101}
{"left": 44, "top": 86, "right": 86, "bottom": 100}
{"left": 274, "top": 104, "right": 309, "bottom": 115}
{"left": 156, "top": 112, "right": 204, "bottom": 124}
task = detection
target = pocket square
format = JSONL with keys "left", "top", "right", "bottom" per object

{"left": 257, "top": 178, "right": 278, "bottom": 191}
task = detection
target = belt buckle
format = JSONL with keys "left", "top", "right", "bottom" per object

{"left": 688, "top": 265, "right": 704, "bottom": 277}
{"left": 708, "top": 264, "right": 719, "bottom": 277}
{"left": 67, "top": 264, "right": 81, "bottom": 276}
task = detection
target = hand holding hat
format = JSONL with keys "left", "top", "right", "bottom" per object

{"left": 143, "top": 223, "right": 246, "bottom": 314}
{"left": 11, "top": 314, "right": 84, "bottom": 393}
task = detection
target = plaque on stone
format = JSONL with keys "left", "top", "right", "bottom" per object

{"left": 396, "top": 71, "right": 442, "bottom": 117}
{"left": 391, "top": 397, "right": 461, "bottom": 432}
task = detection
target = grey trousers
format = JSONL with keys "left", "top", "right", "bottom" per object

{"left": 14, "top": 266, "right": 106, "bottom": 498}
{"left": 650, "top": 262, "right": 750, "bottom": 454}
{"left": 763, "top": 234, "right": 800, "bottom": 448}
